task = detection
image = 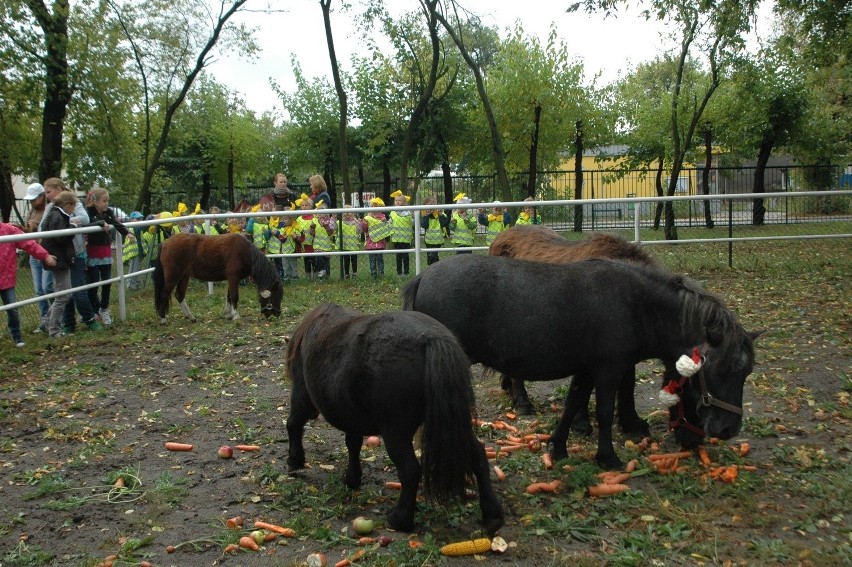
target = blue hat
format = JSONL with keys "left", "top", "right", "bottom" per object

{"left": 129, "top": 211, "right": 144, "bottom": 220}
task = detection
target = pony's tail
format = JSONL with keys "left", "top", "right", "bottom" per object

{"left": 420, "top": 336, "right": 477, "bottom": 503}
{"left": 152, "top": 258, "right": 168, "bottom": 317}
{"left": 400, "top": 275, "right": 421, "bottom": 311}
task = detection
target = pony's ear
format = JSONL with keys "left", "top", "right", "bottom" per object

{"left": 749, "top": 329, "right": 765, "bottom": 342}
{"left": 260, "top": 289, "right": 271, "bottom": 299}
{"left": 704, "top": 326, "right": 723, "bottom": 346}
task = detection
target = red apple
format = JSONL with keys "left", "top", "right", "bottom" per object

{"left": 528, "top": 439, "right": 542, "bottom": 453}
{"left": 218, "top": 445, "right": 234, "bottom": 459}
{"left": 364, "top": 436, "right": 382, "bottom": 448}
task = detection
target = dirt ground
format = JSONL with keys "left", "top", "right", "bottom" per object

{"left": 0, "top": 267, "right": 849, "bottom": 567}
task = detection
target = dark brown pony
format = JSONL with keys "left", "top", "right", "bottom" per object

{"left": 488, "top": 226, "right": 659, "bottom": 437}
{"left": 153, "top": 233, "right": 283, "bottom": 323}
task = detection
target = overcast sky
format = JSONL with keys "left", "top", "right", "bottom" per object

{"left": 211, "top": 1, "right": 687, "bottom": 115}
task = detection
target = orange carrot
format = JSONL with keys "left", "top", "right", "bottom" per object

{"left": 541, "top": 452, "right": 554, "bottom": 470}
{"left": 523, "top": 433, "right": 551, "bottom": 442}
{"left": 164, "top": 442, "right": 193, "bottom": 451}
{"left": 625, "top": 459, "right": 640, "bottom": 473}
{"left": 357, "top": 536, "right": 377, "bottom": 545}
{"left": 264, "top": 533, "right": 277, "bottom": 542}
{"left": 335, "top": 548, "right": 366, "bottom": 567}
{"left": 496, "top": 443, "right": 527, "bottom": 454}
{"left": 698, "top": 446, "right": 712, "bottom": 466}
{"left": 493, "top": 420, "right": 519, "bottom": 434}
{"left": 740, "top": 464, "right": 758, "bottom": 472}
{"left": 588, "top": 483, "right": 629, "bottom": 497}
{"left": 506, "top": 434, "right": 524, "bottom": 444}
{"left": 235, "top": 444, "right": 260, "bottom": 452}
{"left": 525, "top": 480, "right": 562, "bottom": 494}
{"left": 596, "top": 471, "right": 621, "bottom": 480}
{"left": 647, "top": 451, "right": 692, "bottom": 461}
{"left": 384, "top": 481, "right": 402, "bottom": 490}
{"left": 721, "top": 465, "right": 739, "bottom": 483}
{"left": 604, "top": 473, "right": 631, "bottom": 485}
{"left": 253, "top": 521, "right": 295, "bottom": 537}
{"left": 504, "top": 411, "right": 517, "bottom": 420}
{"left": 493, "top": 465, "right": 506, "bottom": 481}
{"left": 113, "top": 477, "right": 125, "bottom": 488}
{"left": 737, "top": 443, "right": 750, "bottom": 457}
{"left": 223, "top": 544, "right": 239, "bottom": 553}
{"left": 239, "top": 535, "right": 260, "bottom": 551}
{"left": 226, "top": 515, "right": 244, "bottom": 529}
{"left": 408, "top": 540, "right": 424, "bottom": 549}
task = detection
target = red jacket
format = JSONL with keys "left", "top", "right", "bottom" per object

{"left": 0, "top": 223, "right": 51, "bottom": 289}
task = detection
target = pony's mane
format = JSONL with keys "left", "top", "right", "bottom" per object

{"left": 286, "top": 304, "right": 354, "bottom": 369}
{"left": 249, "top": 245, "right": 282, "bottom": 289}
{"left": 675, "top": 273, "right": 749, "bottom": 352}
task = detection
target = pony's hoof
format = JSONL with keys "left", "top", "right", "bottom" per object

{"left": 482, "top": 507, "right": 505, "bottom": 536}
{"left": 620, "top": 419, "right": 651, "bottom": 439}
{"left": 595, "top": 453, "right": 624, "bottom": 471}
{"left": 386, "top": 509, "right": 414, "bottom": 533}
{"left": 549, "top": 443, "right": 568, "bottom": 462}
{"left": 287, "top": 457, "right": 305, "bottom": 471}
{"left": 513, "top": 402, "right": 534, "bottom": 416}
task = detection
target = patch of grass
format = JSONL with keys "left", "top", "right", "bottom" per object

{"left": 2, "top": 539, "right": 55, "bottom": 566}
{"left": 149, "top": 471, "right": 188, "bottom": 506}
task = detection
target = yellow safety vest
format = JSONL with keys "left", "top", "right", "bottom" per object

{"left": 389, "top": 211, "right": 414, "bottom": 244}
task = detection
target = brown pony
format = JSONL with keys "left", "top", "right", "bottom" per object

{"left": 488, "top": 225, "right": 658, "bottom": 437}
{"left": 153, "top": 233, "right": 283, "bottom": 323}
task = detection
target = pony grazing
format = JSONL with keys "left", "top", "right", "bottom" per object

{"left": 153, "top": 233, "right": 283, "bottom": 323}
{"left": 402, "top": 254, "right": 758, "bottom": 469}
{"left": 285, "top": 303, "right": 504, "bottom": 534}
{"left": 488, "top": 226, "right": 660, "bottom": 436}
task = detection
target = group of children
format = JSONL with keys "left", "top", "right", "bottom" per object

{"left": 3, "top": 181, "right": 130, "bottom": 346}
{"left": 3, "top": 180, "right": 541, "bottom": 347}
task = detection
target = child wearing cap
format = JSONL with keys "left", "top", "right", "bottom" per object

{"left": 360, "top": 197, "right": 390, "bottom": 278}
{"left": 20, "top": 183, "right": 51, "bottom": 331}
{"left": 296, "top": 196, "right": 317, "bottom": 280}
{"left": 388, "top": 190, "right": 414, "bottom": 276}
{"left": 450, "top": 193, "right": 478, "bottom": 254}
{"left": 420, "top": 196, "right": 450, "bottom": 265}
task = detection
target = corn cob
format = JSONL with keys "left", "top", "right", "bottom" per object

{"left": 439, "top": 537, "right": 492, "bottom": 556}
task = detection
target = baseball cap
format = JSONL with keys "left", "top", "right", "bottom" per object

{"left": 24, "top": 183, "right": 45, "bottom": 200}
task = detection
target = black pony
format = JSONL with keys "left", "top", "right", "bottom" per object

{"left": 402, "top": 254, "right": 759, "bottom": 469}
{"left": 285, "top": 303, "right": 504, "bottom": 533}
{"left": 153, "top": 233, "right": 283, "bottom": 323}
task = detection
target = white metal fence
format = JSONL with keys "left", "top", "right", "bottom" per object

{"left": 2, "top": 190, "right": 850, "bottom": 327}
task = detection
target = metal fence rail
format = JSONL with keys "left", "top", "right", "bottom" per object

{"left": 2, "top": 190, "right": 850, "bottom": 334}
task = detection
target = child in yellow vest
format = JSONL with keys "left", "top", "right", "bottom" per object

{"left": 450, "top": 192, "right": 477, "bottom": 254}
{"left": 338, "top": 205, "right": 363, "bottom": 279}
{"left": 388, "top": 189, "right": 414, "bottom": 276}
{"left": 295, "top": 196, "right": 317, "bottom": 280}
{"left": 477, "top": 201, "right": 512, "bottom": 245}
{"left": 360, "top": 197, "right": 390, "bottom": 278}
{"left": 514, "top": 196, "right": 542, "bottom": 226}
{"left": 312, "top": 202, "right": 336, "bottom": 280}
{"left": 420, "top": 196, "right": 449, "bottom": 265}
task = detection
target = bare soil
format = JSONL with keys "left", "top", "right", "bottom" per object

{"left": 0, "top": 267, "right": 849, "bottom": 567}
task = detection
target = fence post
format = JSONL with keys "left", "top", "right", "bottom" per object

{"left": 727, "top": 195, "right": 734, "bottom": 268}
{"left": 115, "top": 229, "right": 127, "bottom": 322}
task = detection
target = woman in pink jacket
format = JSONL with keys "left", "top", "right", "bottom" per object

{"left": 0, "top": 223, "right": 56, "bottom": 347}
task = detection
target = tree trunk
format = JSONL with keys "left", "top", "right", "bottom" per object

{"left": 752, "top": 135, "right": 773, "bottom": 225}
{"left": 227, "top": 155, "right": 235, "bottom": 210}
{"left": 526, "top": 103, "right": 541, "bottom": 198}
{"left": 1, "top": 157, "right": 14, "bottom": 222}
{"left": 653, "top": 157, "right": 664, "bottom": 230}
{"left": 435, "top": 9, "right": 511, "bottom": 201}
{"left": 201, "top": 172, "right": 212, "bottom": 210}
{"left": 398, "top": 0, "right": 441, "bottom": 192}
{"left": 382, "top": 162, "right": 391, "bottom": 204}
{"left": 572, "top": 120, "right": 584, "bottom": 232}
{"left": 441, "top": 161, "right": 453, "bottom": 204}
{"left": 134, "top": 0, "right": 247, "bottom": 213}
{"left": 27, "top": 0, "right": 71, "bottom": 180}
{"left": 321, "top": 0, "right": 349, "bottom": 205}
{"left": 702, "top": 127, "right": 715, "bottom": 228}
